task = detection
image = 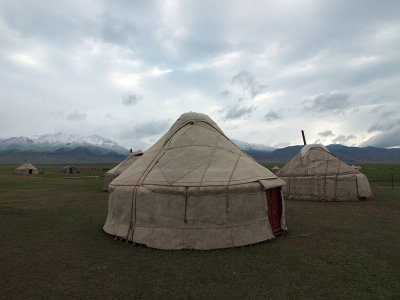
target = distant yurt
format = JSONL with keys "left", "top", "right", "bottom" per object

{"left": 272, "top": 166, "right": 280, "bottom": 172}
{"left": 103, "top": 112, "right": 287, "bottom": 250}
{"left": 61, "top": 166, "right": 80, "bottom": 174}
{"left": 15, "top": 162, "right": 38, "bottom": 175}
{"left": 277, "top": 144, "right": 372, "bottom": 201}
{"left": 103, "top": 150, "right": 144, "bottom": 191}
{"left": 351, "top": 165, "right": 362, "bottom": 171}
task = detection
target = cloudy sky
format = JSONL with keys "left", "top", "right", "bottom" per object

{"left": 1, "top": 0, "right": 399, "bottom": 149}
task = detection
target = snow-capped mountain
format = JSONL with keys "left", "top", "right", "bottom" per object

{"left": 0, "top": 133, "right": 129, "bottom": 155}
{"left": 231, "top": 139, "right": 275, "bottom": 152}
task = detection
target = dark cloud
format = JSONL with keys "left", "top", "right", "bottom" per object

{"left": 122, "top": 92, "right": 142, "bottom": 106}
{"left": 303, "top": 93, "right": 350, "bottom": 114}
{"left": 351, "top": 60, "right": 400, "bottom": 86}
{"left": 100, "top": 13, "right": 137, "bottom": 46}
{"left": 0, "top": 2, "right": 83, "bottom": 41}
{"left": 121, "top": 120, "right": 171, "bottom": 139}
{"left": 67, "top": 111, "right": 87, "bottom": 121}
{"left": 368, "top": 118, "right": 400, "bottom": 132}
{"left": 231, "top": 71, "right": 267, "bottom": 98}
{"left": 318, "top": 130, "right": 334, "bottom": 137}
{"left": 332, "top": 134, "right": 356, "bottom": 144}
{"left": 368, "top": 105, "right": 386, "bottom": 114}
{"left": 222, "top": 105, "right": 255, "bottom": 120}
{"left": 264, "top": 111, "right": 283, "bottom": 122}
{"left": 363, "top": 116, "right": 400, "bottom": 147}
{"left": 362, "top": 127, "right": 400, "bottom": 148}
{"left": 220, "top": 90, "right": 230, "bottom": 98}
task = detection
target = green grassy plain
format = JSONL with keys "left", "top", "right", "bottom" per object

{"left": 1, "top": 164, "right": 399, "bottom": 299}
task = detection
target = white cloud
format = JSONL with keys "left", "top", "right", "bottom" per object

{"left": 10, "top": 53, "right": 41, "bottom": 67}
{"left": 67, "top": 111, "right": 87, "bottom": 121}
{"left": 0, "top": 0, "right": 400, "bottom": 149}
{"left": 148, "top": 67, "right": 173, "bottom": 76}
{"left": 108, "top": 72, "right": 139, "bottom": 89}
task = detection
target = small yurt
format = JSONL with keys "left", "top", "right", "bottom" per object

{"left": 272, "top": 166, "right": 280, "bottom": 172}
{"left": 15, "top": 162, "right": 38, "bottom": 175}
{"left": 351, "top": 165, "right": 362, "bottom": 171}
{"left": 103, "top": 150, "right": 144, "bottom": 191}
{"left": 61, "top": 166, "right": 80, "bottom": 174}
{"left": 103, "top": 112, "right": 287, "bottom": 250}
{"left": 277, "top": 144, "right": 372, "bottom": 201}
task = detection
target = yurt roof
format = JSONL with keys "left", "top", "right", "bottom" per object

{"left": 16, "top": 162, "right": 38, "bottom": 170}
{"left": 112, "top": 112, "right": 283, "bottom": 188}
{"left": 61, "top": 165, "right": 79, "bottom": 169}
{"left": 106, "top": 150, "right": 143, "bottom": 176}
{"left": 277, "top": 144, "right": 358, "bottom": 177}
{"left": 300, "top": 144, "right": 330, "bottom": 157}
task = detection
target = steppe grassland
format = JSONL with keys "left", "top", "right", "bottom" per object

{"left": 1, "top": 164, "right": 399, "bottom": 298}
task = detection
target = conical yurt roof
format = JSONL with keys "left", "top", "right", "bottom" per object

{"left": 16, "top": 162, "right": 38, "bottom": 171}
{"left": 103, "top": 150, "right": 143, "bottom": 191}
{"left": 107, "top": 150, "right": 143, "bottom": 177}
{"left": 111, "top": 112, "right": 281, "bottom": 188}
{"left": 277, "top": 144, "right": 358, "bottom": 177}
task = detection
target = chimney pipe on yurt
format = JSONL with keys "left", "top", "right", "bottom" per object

{"left": 301, "top": 130, "right": 307, "bottom": 145}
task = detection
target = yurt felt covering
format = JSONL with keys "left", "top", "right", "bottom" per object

{"left": 277, "top": 145, "right": 373, "bottom": 201}
{"left": 103, "top": 112, "right": 286, "bottom": 250}
{"left": 103, "top": 150, "right": 143, "bottom": 191}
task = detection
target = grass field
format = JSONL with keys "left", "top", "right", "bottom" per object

{"left": 1, "top": 164, "right": 399, "bottom": 298}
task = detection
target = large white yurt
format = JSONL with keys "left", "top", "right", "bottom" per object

{"left": 103, "top": 150, "right": 144, "bottom": 191}
{"left": 14, "top": 162, "right": 38, "bottom": 175}
{"left": 103, "top": 112, "right": 287, "bottom": 250}
{"left": 277, "top": 144, "right": 373, "bottom": 201}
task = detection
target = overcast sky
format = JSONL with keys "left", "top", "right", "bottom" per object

{"left": 1, "top": 0, "right": 399, "bottom": 149}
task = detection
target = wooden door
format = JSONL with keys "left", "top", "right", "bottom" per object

{"left": 266, "top": 188, "right": 283, "bottom": 236}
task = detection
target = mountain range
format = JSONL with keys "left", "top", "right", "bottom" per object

{"left": 245, "top": 144, "right": 400, "bottom": 163}
{"left": 0, "top": 133, "right": 128, "bottom": 154}
{"left": 1, "top": 133, "right": 400, "bottom": 164}
{"left": 0, "top": 133, "right": 129, "bottom": 164}
{"left": 231, "top": 139, "right": 275, "bottom": 152}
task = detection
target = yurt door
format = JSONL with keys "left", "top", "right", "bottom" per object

{"left": 29, "top": 169, "right": 32, "bottom": 174}
{"left": 70, "top": 168, "right": 73, "bottom": 174}
{"left": 266, "top": 188, "right": 283, "bottom": 235}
